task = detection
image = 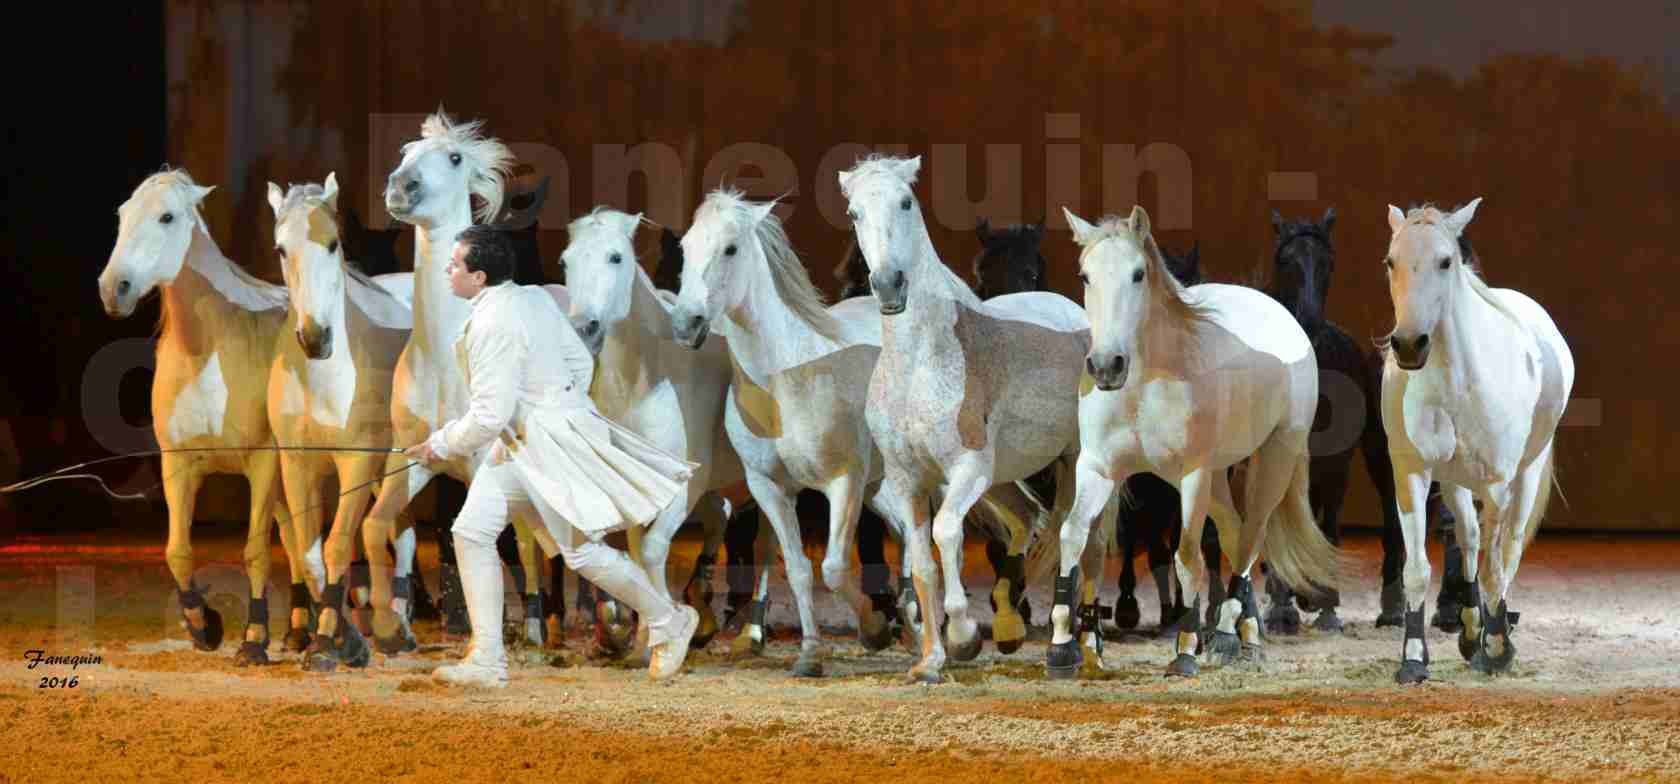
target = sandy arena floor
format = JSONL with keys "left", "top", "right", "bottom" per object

{"left": 1, "top": 527, "right": 1676, "bottom": 782}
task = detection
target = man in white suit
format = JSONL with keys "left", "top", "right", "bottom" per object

{"left": 407, "top": 225, "right": 699, "bottom": 687}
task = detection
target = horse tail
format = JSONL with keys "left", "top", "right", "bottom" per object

{"left": 1023, "top": 459, "right": 1072, "bottom": 585}
{"left": 966, "top": 479, "right": 1050, "bottom": 554}
{"left": 1521, "top": 447, "right": 1557, "bottom": 553}
{"left": 1260, "top": 456, "right": 1348, "bottom": 601}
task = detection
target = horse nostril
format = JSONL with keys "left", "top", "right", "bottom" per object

{"left": 1415, "top": 334, "right": 1429, "bottom": 352}
{"left": 1086, "top": 355, "right": 1098, "bottom": 376}
{"left": 116, "top": 280, "right": 131, "bottom": 296}
{"left": 404, "top": 179, "right": 420, "bottom": 195}
{"left": 585, "top": 320, "right": 600, "bottom": 336}
{"left": 892, "top": 270, "right": 905, "bottom": 289}
{"left": 688, "top": 315, "right": 704, "bottom": 329}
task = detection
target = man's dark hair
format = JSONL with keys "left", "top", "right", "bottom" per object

{"left": 456, "top": 224, "right": 518, "bottom": 286}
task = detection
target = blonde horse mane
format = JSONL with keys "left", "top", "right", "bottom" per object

{"left": 1076, "top": 213, "right": 1216, "bottom": 330}
{"left": 700, "top": 188, "right": 845, "bottom": 344}
{"left": 405, "top": 108, "right": 515, "bottom": 224}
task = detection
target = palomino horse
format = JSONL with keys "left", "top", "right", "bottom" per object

{"left": 670, "top": 188, "right": 926, "bottom": 675}
{"left": 97, "top": 167, "right": 309, "bottom": 664}
{"left": 972, "top": 223, "right": 1223, "bottom": 635}
{"left": 560, "top": 207, "right": 741, "bottom": 652}
{"left": 839, "top": 155, "right": 1098, "bottom": 684}
{"left": 1380, "top": 199, "right": 1572, "bottom": 683}
{"left": 1056, "top": 205, "right": 1340, "bottom": 678}
{"left": 338, "top": 109, "right": 553, "bottom": 665}
{"left": 265, "top": 173, "right": 414, "bottom": 670}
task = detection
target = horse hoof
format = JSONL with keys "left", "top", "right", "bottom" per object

{"left": 1312, "top": 609, "right": 1345, "bottom": 633}
{"left": 1113, "top": 595, "right": 1142, "bottom": 630}
{"left": 375, "top": 629, "right": 418, "bottom": 656}
{"left": 991, "top": 608, "right": 1026, "bottom": 655}
{"left": 691, "top": 606, "right": 720, "bottom": 650}
{"left": 233, "top": 640, "right": 271, "bottom": 667}
{"left": 1432, "top": 601, "right": 1465, "bottom": 633}
{"left": 1458, "top": 628, "right": 1480, "bottom": 662}
{"left": 947, "top": 633, "right": 982, "bottom": 663}
{"left": 283, "top": 626, "right": 312, "bottom": 653}
{"left": 907, "top": 667, "right": 943, "bottom": 685}
{"left": 1263, "top": 605, "right": 1301, "bottom": 636}
{"left": 859, "top": 611, "right": 895, "bottom": 653}
{"left": 1394, "top": 659, "right": 1431, "bottom": 684}
{"left": 1470, "top": 635, "right": 1515, "bottom": 675}
{"left": 301, "top": 643, "right": 341, "bottom": 673}
{"left": 1207, "top": 631, "right": 1241, "bottom": 666}
{"left": 1046, "top": 638, "right": 1082, "bottom": 678}
{"left": 729, "top": 625, "right": 766, "bottom": 657}
{"left": 791, "top": 656, "right": 824, "bottom": 678}
{"left": 1374, "top": 611, "right": 1404, "bottom": 628}
{"left": 1165, "top": 653, "right": 1199, "bottom": 677}
{"left": 182, "top": 606, "right": 226, "bottom": 652}
{"left": 340, "top": 624, "right": 372, "bottom": 669}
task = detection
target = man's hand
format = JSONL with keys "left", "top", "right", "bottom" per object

{"left": 404, "top": 441, "right": 441, "bottom": 464}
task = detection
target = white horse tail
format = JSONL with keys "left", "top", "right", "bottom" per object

{"left": 1521, "top": 446, "right": 1558, "bottom": 553}
{"left": 1261, "top": 456, "right": 1346, "bottom": 601}
{"left": 968, "top": 480, "right": 1051, "bottom": 557}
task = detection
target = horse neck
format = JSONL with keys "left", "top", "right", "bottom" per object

{"left": 883, "top": 231, "right": 975, "bottom": 358}
{"left": 159, "top": 226, "right": 247, "bottom": 351}
{"left": 1137, "top": 290, "right": 1195, "bottom": 376}
{"left": 1434, "top": 277, "right": 1523, "bottom": 391}
{"left": 722, "top": 255, "right": 834, "bottom": 375}
{"left": 410, "top": 207, "right": 474, "bottom": 360}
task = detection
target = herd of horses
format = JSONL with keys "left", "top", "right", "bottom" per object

{"left": 94, "top": 109, "right": 1571, "bottom": 686}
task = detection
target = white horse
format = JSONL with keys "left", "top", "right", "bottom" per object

{"left": 839, "top": 155, "right": 1094, "bottom": 684}
{"left": 349, "top": 109, "right": 557, "bottom": 664}
{"left": 265, "top": 173, "right": 415, "bottom": 670}
{"left": 670, "top": 188, "right": 951, "bottom": 675}
{"left": 560, "top": 207, "right": 742, "bottom": 650}
{"left": 1058, "top": 205, "right": 1341, "bottom": 677}
{"left": 1380, "top": 199, "right": 1572, "bottom": 683}
{"left": 97, "top": 167, "right": 312, "bottom": 664}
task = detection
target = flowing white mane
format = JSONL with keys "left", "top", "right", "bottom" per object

{"left": 837, "top": 153, "right": 918, "bottom": 199}
{"left": 698, "top": 188, "right": 846, "bottom": 345}
{"left": 403, "top": 109, "right": 516, "bottom": 223}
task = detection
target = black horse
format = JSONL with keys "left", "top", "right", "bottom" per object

{"left": 973, "top": 222, "right": 1221, "bottom": 635}
{"left": 1265, "top": 208, "right": 1471, "bottom": 632}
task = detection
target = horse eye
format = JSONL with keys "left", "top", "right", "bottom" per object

{"left": 159, "top": 212, "right": 174, "bottom": 224}
{"left": 1077, "top": 272, "right": 1089, "bottom": 286}
{"left": 1439, "top": 256, "right": 1452, "bottom": 271}
{"left": 328, "top": 240, "right": 339, "bottom": 254}
{"left": 899, "top": 197, "right": 912, "bottom": 211}
{"left": 609, "top": 252, "right": 623, "bottom": 265}
{"left": 275, "top": 246, "right": 287, "bottom": 259}
{"left": 1132, "top": 268, "right": 1145, "bottom": 283}
{"left": 846, "top": 209, "right": 858, "bottom": 222}
{"left": 1383, "top": 257, "right": 1393, "bottom": 271}
{"left": 724, "top": 244, "right": 737, "bottom": 257}
{"left": 449, "top": 152, "right": 463, "bottom": 166}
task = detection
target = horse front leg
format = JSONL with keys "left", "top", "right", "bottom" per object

{"left": 271, "top": 497, "right": 314, "bottom": 652}
{"left": 303, "top": 460, "right": 377, "bottom": 673}
{"left": 1166, "top": 466, "right": 1214, "bottom": 677}
{"left": 929, "top": 455, "right": 997, "bottom": 664}
{"left": 871, "top": 471, "right": 943, "bottom": 683}
{"left": 362, "top": 455, "right": 431, "bottom": 656}
{"left": 1441, "top": 483, "right": 1483, "bottom": 661}
{"left": 1046, "top": 454, "right": 1118, "bottom": 679}
{"left": 742, "top": 471, "right": 826, "bottom": 677}
{"left": 234, "top": 452, "right": 282, "bottom": 666}
{"left": 1390, "top": 458, "right": 1435, "bottom": 685}
{"left": 681, "top": 491, "right": 731, "bottom": 649}
{"left": 160, "top": 455, "right": 220, "bottom": 651}
{"left": 819, "top": 472, "right": 891, "bottom": 652}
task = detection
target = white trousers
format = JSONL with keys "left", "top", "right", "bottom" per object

{"left": 453, "top": 459, "right": 681, "bottom": 663}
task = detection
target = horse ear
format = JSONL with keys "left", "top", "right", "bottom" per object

{"left": 322, "top": 172, "right": 340, "bottom": 212}
{"left": 616, "top": 211, "right": 644, "bottom": 239}
{"left": 837, "top": 167, "right": 856, "bottom": 196}
{"left": 975, "top": 217, "right": 992, "bottom": 245}
{"left": 1271, "top": 208, "right": 1285, "bottom": 235}
{"left": 1128, "top": 204, "right": 1152, "bottom": 239}
{"left": 266, "top": 182, "right": 284, "bottom": 217}
{"left": 1187, "top": 241, "right": 1200, "bottom": 268}
{"left": 191, "top": 183, "right": 217, "bottom": 205}
{"left": 1321, "top": 207, "right": 1336, "bottom": 234}
{"left": 1061, "top": 207, "right": 1098, "bottom": 245}
{"left": 1444, "top": 197, "right": 1481, "bottom": 237}
{"left": 1027, "top": 220, "right": 1045, "bottom": 241}
{"left": 1387, "top": 204, "right": 1406, "bottom": 234}
{"left": 747, "top": 199, "right": 776, "bottom": 226}
{"left": 893, "top": 156, "right": 922, "bottom": 184}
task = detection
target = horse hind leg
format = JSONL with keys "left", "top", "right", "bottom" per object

{"left": 681, "top": 491, "right": 731, "bottom": 648}
{"left": 272, "top": 499, "right": 314, "bottom": 652}
{"left": 929, "top": 458, "right": 1000, "bottom": 664}
{"left": 1471, "top": 444, "right": 1554, "bottom": 675}
{"left": 742, "top": 472, "right": 826, "bottom": 676}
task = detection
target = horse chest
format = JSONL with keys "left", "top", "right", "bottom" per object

{"left": 156, "top": 351, "right": 231, "bottom": 446}
{"left": 1082, "top": 378, "right": 1195, "bottom": 475}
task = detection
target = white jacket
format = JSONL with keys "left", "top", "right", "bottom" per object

{"left": 427, "top": 281, "right": 696, "bottom": 538}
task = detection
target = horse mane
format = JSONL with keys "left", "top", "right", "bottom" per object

{"left": 832, "top": 238, "right": 871, "bottom": 299}
{"left": 700, "top": 188, "right": 845, "bottom": 344}
{"left": 1374, "top": 203, "right": 1525, "bottom": 355}
{"left": 275, "top": 181, "right": 410, "bottom": 328}
{"left": 837, "top": 153, "right": 918, "bottom": 199}
{"left": 405, "top": 108, "right": 515, "bottom": 224}
{"left": 1077, "top": 215, "right": 1215, "bottom": 328}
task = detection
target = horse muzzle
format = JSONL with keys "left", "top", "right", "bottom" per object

{"left": 298, "top": 323, "right": 334, "bottom": 360}
{"left": 572, "top": 316, "right": 605, "bottom": 356}
{"left": 384, "top": 176, "right": 423, "bottom": 218}
{"left": 673, "top": 312, "right": 710, "bottom": 350}
{"left": 1086, "top": 352, "right": 1129, "bottom": 392}
{"left": 1389, "top": 332, "right": 1430, "bottom": 371}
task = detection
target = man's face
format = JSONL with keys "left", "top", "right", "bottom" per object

{"left": 447, "top": 241, "right": 486, "bottom": 299}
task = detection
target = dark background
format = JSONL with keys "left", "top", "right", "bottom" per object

{"left": 4, "top": 1, "right": 1677, "bottom": 537}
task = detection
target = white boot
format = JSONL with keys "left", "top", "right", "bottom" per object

{"left": 648, "top": 606, "right": 699, "bottom": 681}
{"left": 434, "top": 536, "right": 508, "bottom": 689}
